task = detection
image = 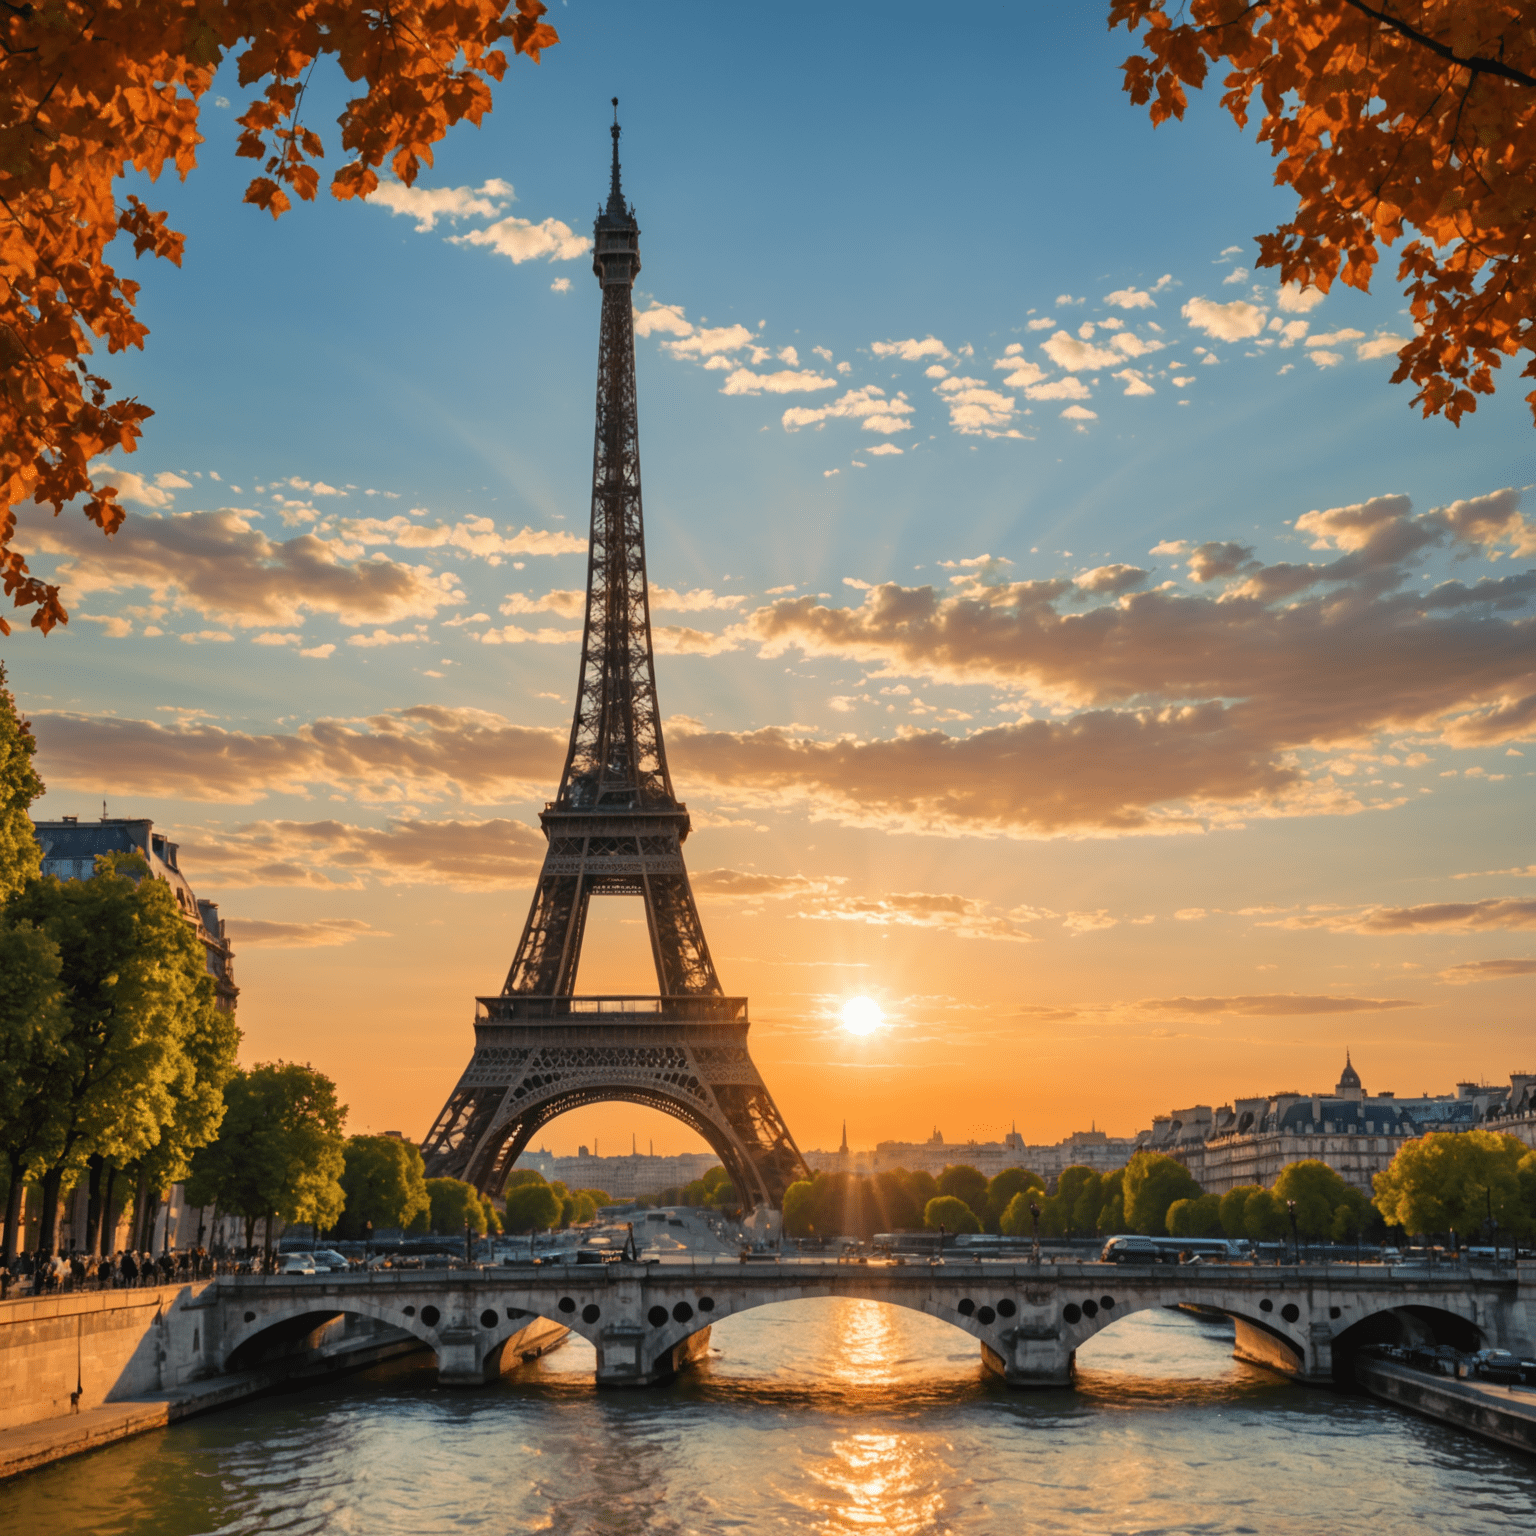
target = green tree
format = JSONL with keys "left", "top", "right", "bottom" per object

{"left": 924, "top": 1194, "right": 981, "bottom": 1234}
{"left": 936, "top": 1164, "right": 988, "bottom": 1224}
{"left": 1096, "top": 1168, "right": 1127, "bottom": 1235}
{"left": 1038, "top": 1166, "right": 1101, "bottom": 1238}
{"left": 9, "top": 851, "right": 231, "bottom": 1254}
{"left": 985, "top": 1167, "right": 1045, "bottom": 1232}
{"left": 1329, "top": 1184, "right": 1379, "bottom": 1245}
{"left": 1219, "top": 1185, "right": 1262, "bottom": 1239}
{"left": 1373, "top": 1129, "right": 1532, "bottom": 1243}
{"left": 1243, "top": 1189, "right": 1290, "bottom": 1243}
{"left": 1166, "top": 1192, "right": 1224, "bottom": 1239}
{"left": 999, "top": 1190, "right": 1044, "bottom": 1238}
{"left": 1123, "top": 1151, "right": 1202, "bottom": 1237}
{"left": 184, "top": 1062, "right": 346, "bottom": 1251}
{"left": 0, "top": 922, "right": 68, "bottom": 1261}
{"left": 335, "top": 1135, "right": 429, "bottom": 1239}
{"left": 1273, "top": 1160, "right": 1354, "bottom": 1241}
{"left": 0, "top": 664, "right": 44, "bottom": 899}
{"left": 503, "top": 1179, "right": 562, "bottom": 1234}
{"left": 425, "top": 1177, "right": 489, "bottom": 1236}
{"left": 505, "top": 1167, "right": 547, "bottom": 1190}
{"left": 782, "top": 1178, "right": 817, "bottom": 1238}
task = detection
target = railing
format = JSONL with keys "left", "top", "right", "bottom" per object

{"left": 476, "top": 995, "right": 749, "bottom": 1023}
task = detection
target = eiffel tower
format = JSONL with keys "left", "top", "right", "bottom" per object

{"left": 421, "top": 105, "right": 807, "bottom": 1222}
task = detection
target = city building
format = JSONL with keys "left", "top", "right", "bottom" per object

{"left": 515, "top": 1146, "right": 722, "bottom": 1201}
{"left": 803, "top": 1124, "right": 1141, "bottom": 1181}
{"left": 1147, "top": 1055, "right": 1536, "bottom": 1194}
{"left": 32, "top": 815, "right": 237, "bottom": 1010}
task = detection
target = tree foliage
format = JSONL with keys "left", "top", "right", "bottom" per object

{"left": 0, "top": 0, "right": 559, "bottom": 635}
{"left": 1122, "top": 1150, "right": 1202, "bottom": 1236}
{"left": 1166, "top": 1192, "right": 1224, "bottom": 1238}
{"left": 781, "top": 1168, "right": 939, "bottom": 1240}
{"left": 998, "top": 1190, "right": 1043, "bottom": 1237}
{"left": 184, "top": 1061, "right": 346, "bottom": 1243}
{"left": 0, "top": 665, "right": 44, "bottom": 896}
{"left": 1373, "top": 1129, "right": 1535, "bottom": 1239}
{"left": 985, "top": 1167, "right": 1045, "bottom": 1232}
{"left": 335, "top": 1133, "right": 429, "bottom": 1238}
{"left": 423, "top": 1175, "right": 490, "bottom": 1236}
{"left": 1110, "top": 2, "right": 1536, "bottom": 425}
{"left": 6, "top": 851, "right": 236, "bottom": 1250}
{"left": 503, "top": 1176, "right": 562, "bottom": 1234}
{"left": 924, "top": 1194, "right": 982, "bottom": 1234}
{"left": 1034, "top": 1165, "right": 1103, "bottom": 1238}
{"left": 935, "top": 1163, "right": 988, "bottom": 1220}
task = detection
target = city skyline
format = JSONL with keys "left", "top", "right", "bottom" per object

{"left": 7, "top": 5, "right": 1534, "bottom": 1158}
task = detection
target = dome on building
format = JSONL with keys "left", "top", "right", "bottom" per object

{"left": 1336, "top": 1051, "right": 1363, "bottom": 1096}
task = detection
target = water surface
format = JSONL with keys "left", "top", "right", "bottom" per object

{"left": 4, "top": 1300, "right": 1533, "bottom": 1534}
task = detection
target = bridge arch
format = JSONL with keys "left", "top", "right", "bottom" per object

{"left": 219, "top": 1291, "right": 597, "bottom": 1382}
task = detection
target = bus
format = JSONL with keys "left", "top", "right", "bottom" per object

{"left": 1100, "top": 1235, "right": 1251, "bottom": 1265}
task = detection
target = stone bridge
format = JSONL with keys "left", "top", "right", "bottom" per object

{"left": 203, "top": 1258, "right": 1536, "bottom": 1390}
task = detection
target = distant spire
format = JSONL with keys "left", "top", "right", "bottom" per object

{"left": 607, "top": 96, "right": 625, "bottom": 215}
{"left": 840, "top": 1119, "right": 848, "bottom": 1153}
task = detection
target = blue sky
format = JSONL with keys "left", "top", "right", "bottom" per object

{"left": 9, "top": 3, "right": 1534, "bottom": 1153}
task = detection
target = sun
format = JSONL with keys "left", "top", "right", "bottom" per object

{"left": 840, "top": 996, "right": 884, "bottom": 1036}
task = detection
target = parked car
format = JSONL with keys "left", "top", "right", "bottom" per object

{"left": 279, "top": 1254, "right": 317, "bottom": 1275}
{"left": 310, "top": 1249, "right": 351, "bottom": 1272}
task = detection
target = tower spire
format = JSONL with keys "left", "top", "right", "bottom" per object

{"left": 607, "top": 97, "right": 625, "bottom": 215}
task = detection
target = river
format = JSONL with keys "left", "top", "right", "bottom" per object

{"left": 4, "top": 1300, "right": 1534, "bottom": 1534}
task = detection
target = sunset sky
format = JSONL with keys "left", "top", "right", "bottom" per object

{"left": 9, "top": 5, "right": 1534, "bottom": 1161}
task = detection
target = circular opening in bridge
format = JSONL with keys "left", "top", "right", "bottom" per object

{"left": 673, "top": 1302, "right": 694, "bottom": 1323}
{"left": 1281, "top": 1303, "right": 1301, "bottom": 1323}
{"left": 648, "top": 1305, "right": 669, "bottom": 1327}
{"left": 996, "top": 1299, "right": 1017, "bottom": 1317}
{"left": 957, "top": 1298, "right": 975, "bottom": 1316}
{"left": 480, "top": 1309, "right": 499, "bottom": 1330}
{"left": 582, "top": 1304, "right": 602, "bottom": 1325}
{"left": 1259, "top": 1299, "right": 1274, "bottom": 1313}
{"left": 243, "top": 1311, "right": 255, "bottom": 1323}
{"left": 1099, "top": 1296, "right": 1115, "bottom": 1310}
{"left": 558, "top": 1297, "right": 576, "bottom": 1314}
{"left": 1329, "top": 1306, "right": 1342, "bottom": 1320}
{"left": 976, "top": 1306, "right": 996, "bottom": 1325}
{"left": 1081, "top": 1299, "right": 1099, "bottom": 1318}
{"left": 403, "top": 1305, "right": 416, "bottom": 1317}
{"left": 420, "top": 1306, "right": 441, "bottom": 1328}
{"left": 698, "top": 1296, "right": 715, "bottom": 1312}
{"left": 1063, "top": 1303, "right": 1082, "bottom": 1324}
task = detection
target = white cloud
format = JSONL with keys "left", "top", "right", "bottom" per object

{"left": 1111, "top": 332, "right": 1163, "bottom": 359}
{"left": 1222, "top": 267, "right": 1250, "bottom": 285}
{"left": 1308, "top": 350, "right": 1343, "bottom": 368}
{"left": 1114, "top": 369, "right": 1154, "bottom": 396}
{"left": 1277, "top": 282, "right": 1328, "bottom": 313}
{"left": 551, "top": 277, "right": 571, "bottom": 293}
{"left": 1060, "top": 405, "right": 1097, "bottom": 421}
{"left": 998, "top": 361, "right": 1047, "bottom": 388}
{"left": 782, "top": 386, "right": 915, "bottom": 435}
{"left": 331, "top": 515, "right": 584, "bottom": 559}
{"left": 450, "top": 215, "right": 588, "bottom": 263}
{"left": 871, "top": 336, "right": 951, "bottom": 361}
{"left": 347, "top": 628, "right": 425, "bottom": 647}
{"left": 866, "top": 443, "right": 904, "bottom": 456}
{"left": 1041, "top": 332, "right": 1122, "bottom": 371}
{"left": 664, "top": 323, "right": 756, "bottom": 360}
{"left": 1358, "top": 333, "right": 1409, "bottom": 361}
{"left": 633, "top": 303, "right": 693, "bottom": 338}
{"left": 92, "top": 469, "right": 175, "bottom": 508}
{"left": 1182, "top": 297, "right": 1268, "bottom": 341}
{"left": 649, "top": 585, "right": 747, "bottom": 612}
{"left": 1104, "top": 287, "right": 1157, "bottom": 310}
{"left": 499, "top": 589, "right": 585, "bottom": 617}
{"left": 936, "top": 377, "right": 1015, "bottom": 435}
{"left": 1307, "top": 329, "right": 1365, "bottom": 348}
{"left": 154, "top": 472, "right": 193, "bottom": 490}
{"left": 719, "top": 367, "right": 837, "bottom": 396}
{"left": 1026, "top": 317, "right": 1056, "bottom": 331}
{"left": 364, "top": 177, "right": 512, "bottom": 231}
{"left": 1024, "top": 376, "right": 1092, "bottom": 401}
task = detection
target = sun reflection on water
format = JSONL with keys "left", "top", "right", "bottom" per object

{"left": 805, "top": 1431, "right": 948, "bottom": 1536}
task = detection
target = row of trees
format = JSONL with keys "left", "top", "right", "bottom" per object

{"left": 2, "top": 668, "right": 241, "bottom": 1262}
{"left": 782, "top": 1133, "right": 1536, "bottom": 1247}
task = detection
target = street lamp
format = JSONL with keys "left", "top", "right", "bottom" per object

{"left": 363, "top": 1220, "right": 373, "bottom": 1268}
{"left": 1029, "top": 1201, "right": 1042, "bottom": 1266}
{"left": 1285, "top": 1199, "right": 1299, "bottom": 1265}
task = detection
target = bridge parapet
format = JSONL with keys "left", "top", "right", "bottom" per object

{"left": 208, "top": 1261, "right": 1534, "bottom": 1392}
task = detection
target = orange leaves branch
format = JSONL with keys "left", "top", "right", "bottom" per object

{"left": 0, "top": 0, "right": 557, "bottom": 634}
{"left": 1109, "top": 1, "right": 1536, "bottom": 427}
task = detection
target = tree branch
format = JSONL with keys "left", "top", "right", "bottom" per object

{"left": 1338, "top": 0, "right": 1536, "bottom": 90}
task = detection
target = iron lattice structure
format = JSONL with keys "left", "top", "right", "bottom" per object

{"left": 421, "top": 109, "right": 807, "bottom": 1213}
